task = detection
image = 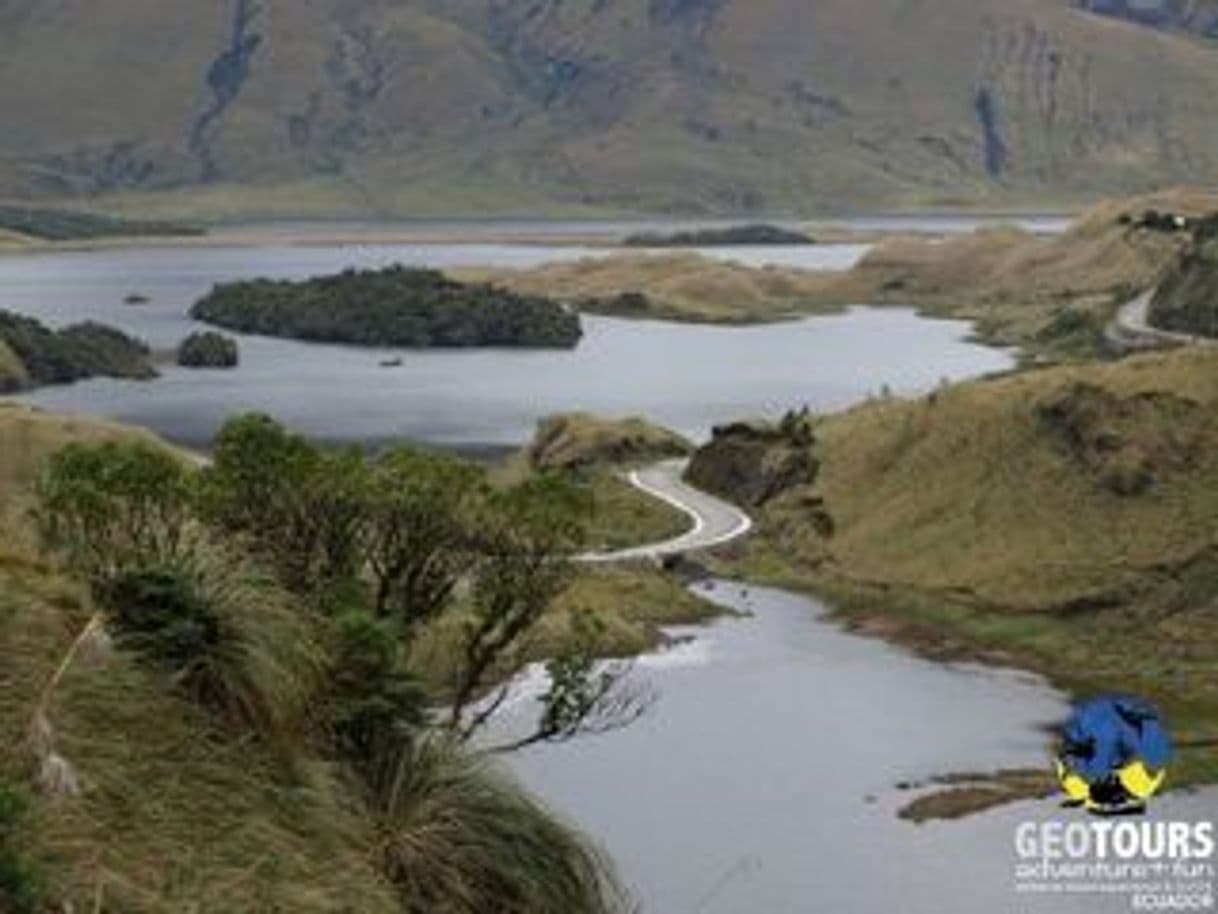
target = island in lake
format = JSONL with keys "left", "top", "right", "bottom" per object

{"left": 0, "top": 310, "right": 156, "bottom": 392}
{"left": 190, "top": 265, "right": 583, "bottom": 349}
{"left": 621, "top": 223, "right": 814, "bottom": 247}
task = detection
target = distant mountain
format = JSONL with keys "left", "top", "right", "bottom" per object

{"left": 1, "top": 0, "right": 1217, "bottom": 216}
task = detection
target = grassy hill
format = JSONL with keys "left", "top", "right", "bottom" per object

{"left": 0, "top": 404, "right": 717, "bottom": 909}
{"left": 3, "top": 0, "right": 1218, "bottom": 216}
{"left": 708, "top": 346, "right": 1218, "bottom": 783}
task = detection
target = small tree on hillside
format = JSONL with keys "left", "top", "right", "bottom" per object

{"left": 447, "top": 474, "right": 590, "bottom": 737}
{"left": 33, "top": 439, "right": 193, "bottom": 580}
{"left": 199, "top": 414, "right": 370, "bottom": 593}
{"left": 364, "top": 447, "right": 486, "bottom": 631}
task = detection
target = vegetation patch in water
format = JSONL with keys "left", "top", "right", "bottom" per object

{"left": 191, "top": 265, "right": 583, "bottom": 349}
{"left": 177, "top": 331, "right": 239, "bottom": 368}
{"left": 622, "top": 224, "right": 814, "bottom": 247}
{"left": 0, "top": 310, "right": 156, "bottom": 390}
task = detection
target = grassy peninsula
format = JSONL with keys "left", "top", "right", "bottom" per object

{"left": 191, "top": 266, "right": 583, "bottom": 349}
{"left": 0, "top": 205, "right": 202, "bottom": 242}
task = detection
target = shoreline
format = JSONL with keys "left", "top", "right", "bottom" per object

{"left": 0, "top": 208, "right": 1077, "bottom": 257}
{"left": 698, "top": 553, "right": 1218, "bottom": 814}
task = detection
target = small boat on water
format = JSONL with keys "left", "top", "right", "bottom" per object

{"left": 379, "top": 357, "right": 404, "bottom": 368}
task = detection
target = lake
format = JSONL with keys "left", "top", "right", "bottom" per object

{"left": 3, "top": 237, "right": 1212, "bottom": 913}
{"left": 494, "top": 582, "right": 1218, "bottom": 914}
{"left": 1, "top": 242, "right": 1011, "bottom": 448}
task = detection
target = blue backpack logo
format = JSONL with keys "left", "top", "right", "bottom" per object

{"left": 1055, "top": 696, "right": 1172, "bottom": 815}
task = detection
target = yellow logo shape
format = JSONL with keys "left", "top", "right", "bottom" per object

{"left": 1055, "top": 758, "right": 1167, "bottom": 811}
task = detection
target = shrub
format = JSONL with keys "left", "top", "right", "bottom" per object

{"left": 34, "top": 439, "right": 194, "bottom": 580}
{"left": 369, "top": 736, "right": 626, "bottom": 914}
{"left": 177, "top": 331, "right": 239, "bottom": 368}
{"left": 365, "top": 447, "right": 486, "bottom": 627}
{"left": 94, "top": 549, "right": 323, "bottom": 736}
{"left": 0, "top": 781, "right": 44, "bottom": 914}
{"left": 199, "top": 415, "right": 368, "bottom": 592}
{"left": 324, "top": 610, "right": 428, "bottom": 768}
{"left": 56, "top": 321, "right": 156, "bottom": 379}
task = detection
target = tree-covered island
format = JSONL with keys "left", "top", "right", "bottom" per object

{"left": 190, "top": 265, "right": 583, "bottom": 349}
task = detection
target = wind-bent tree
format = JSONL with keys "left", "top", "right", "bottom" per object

{"left": 447, "top": 475, "right": 590, "bottom": 737}
{"left": 364, "top": 448, "right": 485, "bottom": 630}
{"left": 199, "top": 414, "right": 369, "bottom": 593}
{"left": 489, "top": 610, "right": 655, "bottom": 754}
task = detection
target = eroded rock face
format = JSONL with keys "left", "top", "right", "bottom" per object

{"left": 685, "top": 414, "right": 818, "bottom": 507}
{"left": 1149, "top": 215, "right": 1218, "bottom": 339}
{"left": 527, "top": 413, "right": 692, "bottom": 471}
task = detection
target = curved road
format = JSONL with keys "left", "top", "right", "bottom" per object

{"left": 579, "top": 458, "right": 753, "bottom": 563}
{"left": 1106, "top": 289, "right": 1216, "bottom": 352}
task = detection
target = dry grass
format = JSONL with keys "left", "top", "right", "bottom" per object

{"left": 493, "top": 413, "right": 693, "bottom": 551}
{"left": 457, "top": 189, "right": 1218, "bottom": 355}
{"left": 0, "top": 559, "right": 402, "bottom": 912}
{"left": 752, "top": 346, "right": 1218, "bottom": 608}
{"left": 457, "top": 254, "right": 843, "bottom": 324}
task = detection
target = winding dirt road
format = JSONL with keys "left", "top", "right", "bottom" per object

{"left": 579, "top": 458, "right": 753, "bottom": 563}
{"left": 1106, "top": 289, "right": 1215, "bottom": 352}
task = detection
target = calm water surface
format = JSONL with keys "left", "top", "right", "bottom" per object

{"left": 1, "top": 243, "right": 1010, "bottom": 447}
{"left": 498, "top": 582, "right": 1218, "bottom": 914}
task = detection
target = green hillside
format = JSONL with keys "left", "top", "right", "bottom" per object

{"left": 707, "top": 347, "right": 1218, "bottom": 783}
{"left": 2, "top": 0, "right": 1218, "bottom": 216}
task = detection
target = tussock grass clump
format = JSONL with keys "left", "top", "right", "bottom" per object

{"left": 370, "top": 735, "right": 628, "bottom": 914}
{"left": 0, "top": 561, "right": 401, "bottom": 912}
{"left": 95, "top": 547, "right": 324, "bottom": 738}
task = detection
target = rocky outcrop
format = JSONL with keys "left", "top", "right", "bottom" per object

{"left": 527, "top": 413, "right": 692, "bottom": 471}
{"left": 1148, "top": 216, "right": 1218, "bottom": 339}
{"left": 685, "top": 412, "right": 818, "bottom": 507}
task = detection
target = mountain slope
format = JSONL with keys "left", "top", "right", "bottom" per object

{"left": 1, "top": 0, "right": 1217, "bottom": 215}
